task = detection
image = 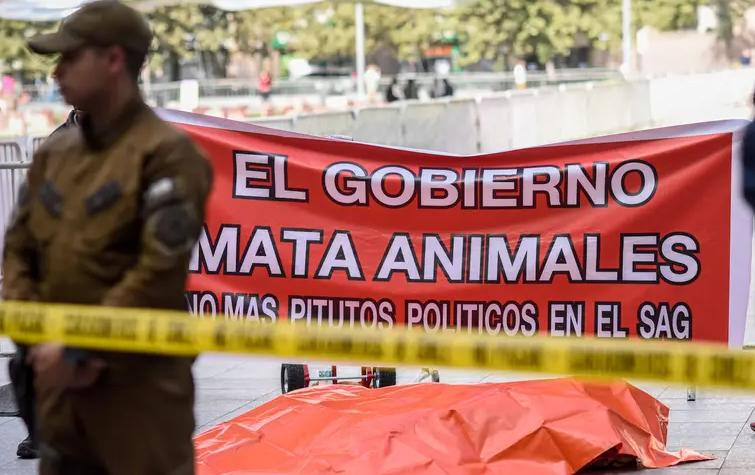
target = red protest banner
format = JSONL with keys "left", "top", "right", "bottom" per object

{"left": 164, "top": 111, "right": 750, "bottom": 345}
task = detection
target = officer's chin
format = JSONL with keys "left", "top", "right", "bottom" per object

{"left": 59, "top": 88, "right": 72, "bottom": 104}
{"left": 61, "top": 92, "right": 81, "bottom": 110}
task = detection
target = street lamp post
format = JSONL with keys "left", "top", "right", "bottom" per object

{"left": 355, "top": 1, "right": 366, "bottom": 99}
{"left": 622, "top": 0, "right": 632, "bottom": 74}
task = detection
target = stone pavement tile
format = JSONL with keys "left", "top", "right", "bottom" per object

{"left": 731, "top": 419, "right": 755, "bottom": 448}
{"left": 667, "top": 433, "right": 738, "bottom": 451}
{"left": 662, "top": 399, "right": 755, "bottom": 411}
{"left": 193, "top": 354, "right": 284, "bottom": 379}
{"left": 603, "top": 451, "right": 724, "bottom": 471}
{"left": 0, "top": 415, "right": 21, "bottom": 426}
{"left": 665, "top": 422, "right": 742, "bottom": 451}
{"left": 0, "top": 418, "right": 29, "bottom": 466}
{"left": 214, "top": 367, "right": 281, "bottom": 380}
{"left": 195, "top": 377, "right": 278, "bottom": 390}
{"left": 668, "top": 422, "right": 744, "bottom": 437}
{"left": 194, "top": 398, "right": 253, "bottom": 428}
{"left": 669, "top": 408, "right": 754, "bottom": 423}
{"left": 196, "top": 387, "right": 278, "bottom": 401}
{"left": 722, "top": 446, "right": 755, "bottom": 468}
{"left": 636, "top": 470, "right": 719, "bottom": 474}
{"left": 668, "top": 452, "right": 727, "bottom": 470}
{"left": 0, "top": 359, "right": 10, "bottom": 384}
{"left": 0, "top": 463, "right": 37, "bottom": 475}
{"left": 719, "top": 470, "right": 755, "bottom": 475}
{"left": 659, "top": 387, "right": 755, "bottom": 400}
{"left": 218, "top": 361, "right": 281, "bottom": 379}
{"left": 596, "top": 468, "right": 720, "bottom": 474}
{"left": 192, "top": 362, "right": 241, "bottom": 379}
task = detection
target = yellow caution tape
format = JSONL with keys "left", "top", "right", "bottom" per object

{"left": 1, "top": 300, "right": 754, "bottom": 390}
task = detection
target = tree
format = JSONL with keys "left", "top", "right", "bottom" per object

{"left": 712, "top": 0, "right": 755, "bottom": 57}
{"left": 453, "top": 0, "right": 623, "bottom": 68}
{"left": 366, "top": 4, "right": 451, "bottom": 65}
{"left": 635, "top": 0, "right": 703, "bottom": 31}
{"left": 229, "top": 7, "right": 293, "bottom": 57}
{"left": 451, "top": 0, "right": 708, "bottom": 68}
{"left": 0, "top": 19, "right": 56, "bottom": 79}
{"left": 234, "top": 3, "right": 448, "bottom": 67}
{"left": 0, "top": 0, "right": 750, "bottom": 81}
{"left": 147, "top": 4, "right": 236, "bottom": 80}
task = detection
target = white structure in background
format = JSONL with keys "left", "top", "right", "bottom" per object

{"left": 286, "top": 59, "right": 313, "bottom": 80}
{"left": 621, "top": 0, "right": 633, "bottom": 75}
{"left": 178, "top": 79, "right": 199, "bottom": 112}
{"left": 697, "top": 5, "right": 718, "bottom": 33}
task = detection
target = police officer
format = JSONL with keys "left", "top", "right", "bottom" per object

{"left": 2, "top": 1, "right": 212, "bottom": 473}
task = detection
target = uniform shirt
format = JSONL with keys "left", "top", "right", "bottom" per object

{"left": 2, "top": 99, "right": 212, "bottom": 312}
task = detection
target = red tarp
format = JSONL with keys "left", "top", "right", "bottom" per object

{"left": 195, "top": 378, "right": 711, "bottom": 474}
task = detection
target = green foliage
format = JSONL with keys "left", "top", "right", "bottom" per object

{"left": 453, "top": 0, "right": 623, "bottom": 66}
{"left": 0, "top": 19, "right": 56, "bottom": 78}
{"left": 147, "top": 5, "right": 235, "bottom": 79}
{"left": 714, "top": 0, "right": 755, "bottom": 55}
{"left": 453, "top": 0, "right": 706, "bottom": 67}
{"left": 635, "top": 0, "right": 703, "bottom": 31}
{"left": 0, "top": 1, "right": 751, "bottom": 79}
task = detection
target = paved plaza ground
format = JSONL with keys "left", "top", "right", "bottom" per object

{"left": 0, "top": 355, "right": 754, "bottom": 474}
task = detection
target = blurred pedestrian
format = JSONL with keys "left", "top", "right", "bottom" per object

{"left": 404, "top": 78, "right": 419, "bottom": 100}
{"left": 385, "top": 77, "right": 403, "bottom": 103}
{"left": 364, "top": 64, "right": 381, "bottom": 103}
{"left": 741, "top": 49, "right": 752, "bottom": 67}
{"left": 258, "top": 62, "right": 273, "bottom": 102}
{"left": 514, "top": 60, "right": 527, "bottom": 90}
{"left": 431, "top": 77, "right": 454, "bottom": 99}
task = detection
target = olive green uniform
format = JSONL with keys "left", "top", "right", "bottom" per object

{"left": 2, "top": 99, "right": 212, "bottom": 474}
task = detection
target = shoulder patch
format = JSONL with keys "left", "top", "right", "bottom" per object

{"left": 144, "top": 177, "right": 179, "bottom": 211}
{"left": 151, "top": 203, "right": 199, "bottom": 255}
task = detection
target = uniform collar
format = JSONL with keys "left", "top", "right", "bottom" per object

{"left": 80, "top": 97, "right": 149, "bottom": 150}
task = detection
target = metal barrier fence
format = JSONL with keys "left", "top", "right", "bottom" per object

{"left": 22, "top": 68, "right": 622, "bottom": 106}
{"left": 243, "top": 69, "right": 754, "bottom": 154}
{"left": 0, "top": 143, "right": 31, "bottom": 305}
{"left": 0, "top": 141, "right": 30, "bottom": 356}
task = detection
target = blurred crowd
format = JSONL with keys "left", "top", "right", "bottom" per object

{"left": 0, "top": 75, "right": 68, "bottom": 138}
{"left": 0, "top": 67, "right": 459, "bottom": 139}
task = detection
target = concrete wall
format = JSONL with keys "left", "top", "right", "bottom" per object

{"left": 248, "top": 68, "right": 755, "bottom": 155}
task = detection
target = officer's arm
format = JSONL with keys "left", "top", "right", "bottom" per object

{"left": 1, "top": 152, "right": 47, "bottom": 301}
{"left": 101, "top": 135, "right": 212, "bottom": 308}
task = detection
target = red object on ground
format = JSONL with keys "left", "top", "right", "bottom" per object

{"left": 195, "top": 378, "right": 711, "bottom": 474}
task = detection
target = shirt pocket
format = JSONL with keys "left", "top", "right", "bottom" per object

{"left": 28, "top": 181, "right": 61, "bottom": 245}
{"left": 73, "top": 178, "right": 140, "bottom": 254}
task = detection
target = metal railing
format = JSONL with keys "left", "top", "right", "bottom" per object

{"left": 21, "top": 68, "right": 623, "bottom": 106}
{"left": 0, "top": 141, "right": 31, "bottom": 285}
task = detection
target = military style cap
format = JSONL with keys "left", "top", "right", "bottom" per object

{"left": 27, "top": 0, "right": 152, "bottom": 56}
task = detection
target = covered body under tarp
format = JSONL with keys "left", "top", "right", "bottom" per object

{"left": 195, "top": 378, "right": 710, "bottom": 474}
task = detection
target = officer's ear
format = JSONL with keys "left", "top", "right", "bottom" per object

{"left": 101, "top": 45, "right": 129, "bottom": 79}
